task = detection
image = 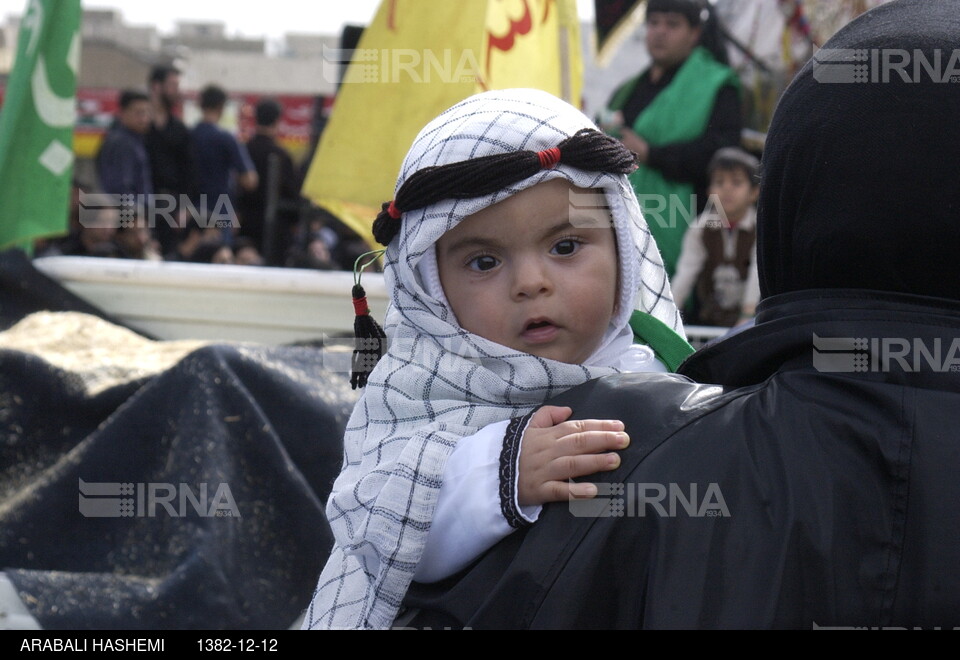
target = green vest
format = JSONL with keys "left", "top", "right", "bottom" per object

{"left": 610, "top": 47, "right": 740, "bottom": 277}
{"left": 630, "top": 311, "right": 694, "bottom": 373}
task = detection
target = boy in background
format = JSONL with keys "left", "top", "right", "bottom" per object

{"left": 670, "top": 147, "right": 760, "bottom": 326}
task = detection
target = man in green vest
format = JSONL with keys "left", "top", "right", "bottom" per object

{"left": 605, "top": 0, "right": 741, "bottom": 277}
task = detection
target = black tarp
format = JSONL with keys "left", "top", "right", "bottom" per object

{"left": 0, "top": 250, "right": 354, "bottom": 629}
{"left": 0, "top": 250, "right": 138, "bottom": 334}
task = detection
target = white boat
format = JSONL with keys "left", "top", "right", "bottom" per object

{"left": 32, "top": 256, "right": 389, "bottom": 344}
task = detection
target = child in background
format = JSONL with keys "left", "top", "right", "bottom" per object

{"left": 670, "top": 147, "right": 761, "bottom": 326}
{"left": 302, "top": 89, "right": 691, "bottom": 629}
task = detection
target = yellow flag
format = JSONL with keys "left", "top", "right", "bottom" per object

{"left": 484, "top": 0, "right": 582, "bottom": 102}
{"left": 302, "top": 0, "right": 582, "bottom": 246}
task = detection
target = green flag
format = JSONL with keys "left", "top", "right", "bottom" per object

{"left": 0, "top": 0, "right": 81, "bottom": 248}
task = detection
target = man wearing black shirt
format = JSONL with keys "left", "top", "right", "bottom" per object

{"left": 237, "top": 98, "right": 302, "bottom": 265}
{"left": 145, "top": 65, "right": 196, "bottom": 254}
{"left": 605, "top": 0, "right": 741, "bottom": 276}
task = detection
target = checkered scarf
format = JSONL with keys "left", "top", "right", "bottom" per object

{"left": 303, "top": 89, "right": 681, "bottom": 629}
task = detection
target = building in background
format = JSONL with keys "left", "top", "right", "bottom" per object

{"left": 162, "top": 20, "right": 265, "bottom": 54}
{"left": 82, "top": 8, "right": 160, "bottom": 52}
{"left": 0, "top": 7, "right": 337, "bottom": 188}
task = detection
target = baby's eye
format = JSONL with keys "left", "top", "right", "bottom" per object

{"left": 551, "top": 239, "right": 581, "bottom": 256}
{"left": 468, "top": 255, "right": 500, "bottom": 271}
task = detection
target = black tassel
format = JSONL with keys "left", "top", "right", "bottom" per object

{"left": 372, "top": 201, "right": 402, "bottom": 246}
{"left": 350, "top": 283, "right": 387, "bottom": 389}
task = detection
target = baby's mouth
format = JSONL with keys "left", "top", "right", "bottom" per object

{"left": 521, "top": 319, "right": 559, "bottom": 343}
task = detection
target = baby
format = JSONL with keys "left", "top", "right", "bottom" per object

{"left": 303, "top": 89, "right": 689, "bottom": 629}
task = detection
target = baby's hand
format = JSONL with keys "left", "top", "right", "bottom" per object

{"left": 517, "top": 406, "right": 629, "bottom": 507}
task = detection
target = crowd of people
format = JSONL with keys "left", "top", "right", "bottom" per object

{"left": 35, "top": 66, "right": 369, "bottom": 272}
{"left": 33, "top": 0, "right": 766, "bottom": 330}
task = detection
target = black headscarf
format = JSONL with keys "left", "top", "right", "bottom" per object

{"left": 647, "top": 0, "right": 704, "bottom": 26}
{"left": 757, "top": 0, "right": 960, "bottom": 301}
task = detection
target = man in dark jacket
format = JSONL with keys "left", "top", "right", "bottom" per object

{"left": 237, "top": 98, "right": 302, "bottom": 264}
{"left": 96, "top": 90, "right": 153, "bottom": 199}
{"left": 145, "top": 65, "right": 196, "bottom": 254}
{"left": 403, "top": 0, "right": 960, "bottom": 629}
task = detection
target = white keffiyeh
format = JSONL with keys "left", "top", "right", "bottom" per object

{"left": 303, "top": 89, "right": 681, "bottom": 629}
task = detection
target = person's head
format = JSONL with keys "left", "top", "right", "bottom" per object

{"left": 645, "top": 0, "right": 704, "bottom": 70}
{"left": 436, "top": 179, "right": 618, "bottom": 364}
{"left": 707, "top": 148, "right": 759, "bottom": 224}
{"left": 118, "top": 89, "right": 151, "bottom": 134}
{"left": 288, "top": 234, "right": 336, "bottom": 270}
{"left": 115, "top": 224, "right": 151, "bottom": 256}
{"left": 757, "top": 0, "right": 960, "bottom": 302}
{"left": 192, "top": 240, "right": 233, "bottom": 264}
{"left": 148, "top": 65, "right": 181, "bottom": 110}
{"left": 80, "top": 209, "right": 118, "bottom": 250}
{"left": 201, "top": 224, "right": 225, "bottom": 244}
{"left": 233, "top": 237, "right": 264, "bottom": 266}
{"left": 255, "top": 98, "right": 282, "bottom": 129}
{"left": 370, "top": 88, "right": 680, "bottom": 369}
{"left": 199, "top": 84, "right": 228, "bottom": 118}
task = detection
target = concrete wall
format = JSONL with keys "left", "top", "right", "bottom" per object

{"left": 182, "top": 51, "right": 336, "bottom": 95}
{"left": 79, "top": 41, "right": 155, "bottom": 90}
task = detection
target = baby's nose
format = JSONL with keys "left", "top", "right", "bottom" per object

{"left": 511, "top": 259, "right": 552, "bottom": 299}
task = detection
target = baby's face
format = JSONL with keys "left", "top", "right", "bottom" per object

{"left": 436, "top": 179, "right": 618, "bottom": 364}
